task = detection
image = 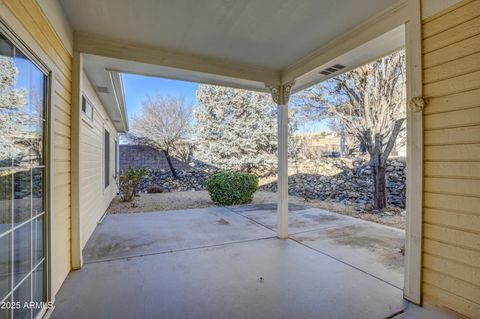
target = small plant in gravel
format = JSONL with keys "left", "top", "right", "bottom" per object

{"left": 207, "top": 172, "right": 258, "bottom": 205}
{"left": 119, "top": 167, "right": 148, "bottom": 202}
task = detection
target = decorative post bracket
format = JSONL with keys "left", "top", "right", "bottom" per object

{"left": 266, "top": 81, "right": 295, "bottom": 105}
{"left": 408, "top": 96, "right": 427, "bottom": 112}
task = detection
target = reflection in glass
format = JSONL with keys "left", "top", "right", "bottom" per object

{"left": 13, "top": 274, "right": 31, "bottom": 319}
{"left": 1, "top": 32, "right": 46, "bottom": 310}
{"left": 32, "top": 262, "right": 43, "bottom": 317}
{"left": 13, "top": 171, "right": 30, "bottom": 225}
{"left": 30, "top": 62, "right": 45, "bottom": 119}
{"left": 13, "top": 223, "right": 30, "bottom": 285}
{"left": 1, "top": 39, "right": 29, "bottom": 169}
{"left": 33, "top": 215, "right": 43, "bottom": 266}
{"left": 32, "top": 168, "right": 43, "bottom": 216}
{"left": 0, "top": 34, "right": 13, "bottom": 57}
{"left": 0, "top": 34, "right": 14, "bottom": 168}
{"left": 0, "top": 173, "right": 12, "bottom": 234}
{"left": 0, "top": 303, "right": 10, "bottom": 319}
{"left": 30, "top": 118, "right": 44, "bottom": 166}
{"left": 0, "top": 234, "right": 11, "bottom": 301}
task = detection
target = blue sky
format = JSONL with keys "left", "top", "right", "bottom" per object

{"left": 122, "top": 73, "right": 198, "bottom": 121}
{"left": 122, "top": 73, "right": 330, "bottom": 132}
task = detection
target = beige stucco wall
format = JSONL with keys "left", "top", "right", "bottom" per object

{"left": 0, "top": 0, "right": 73, "bottom": 296}
{"left": 421, "top": 0, "right": 480, "bottom": 317}
{"left": 79, "top": 72, "right": 118, "bottom": 248}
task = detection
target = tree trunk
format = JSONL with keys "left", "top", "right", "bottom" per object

{"left": 371, "top": 153, "right": 387, "bottom": 211}
{"left": 163, "top": 150, "right": 178, "bottom": 179}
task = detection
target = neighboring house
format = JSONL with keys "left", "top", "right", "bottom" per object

{"left": 296, "top": 132, "right": 341, "bottom": 157}
{"left": 0, "top": 0, "right": 478, "bottom": 318}
{"left": 296, "top": 131, "right": 406, "bottom": 158}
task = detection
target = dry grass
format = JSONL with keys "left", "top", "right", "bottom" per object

{"left": 107, "top": 190, "right": 405, "bottom": 229}
{"left": 107, "top": 191, "right": 219, "bottom": 214}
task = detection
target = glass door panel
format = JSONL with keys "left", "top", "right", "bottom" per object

{"left": 0, "top": 31, "right": 47, "bottom": 318}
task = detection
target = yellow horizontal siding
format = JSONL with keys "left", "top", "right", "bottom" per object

{"left": 423, "top": 16, "right": 480, "bottom": 53}
{"left": 18, "top": 0, "right": 71, "bottom": 69}
{"left": 424, "top": 208, "right": 480, "bottom": 233}
{"left": 424, "top": 125, "right": 480, "bottom": 145}
{"left": 423, "top": 70, "right": 480, "bottom": 98}
{"left": 424, "top": 52, "right": 480, "bottom": 84}
{"left": 422, "top": 2, "right": 480, "bottom": 316}
{"left": 424, "top": 238, "right": 480, "bottom": 269}
{"left": 424, "top": 223, "right": 480, "bottom": 251}
{"left": 425, "top": 192, "right": 480, "bottom": 214}
{"left": 422, "top": 0, "right": 480, "bottom": 38}
{"left": 425, "top": 162, "right": 480, "bottom": 178}
{"left": 424, "top": 253, "right": 480, "bottom": 287}
{"left": 4, "top": 0, "right": 71, "bottom": 81}
{"left": 424, "top": 88, "right": 480, "bottom": 115}
{"left": 424, "top": 177, "right": 480, "bottom": 197}
{"left": 424, "top": 269, "right": 480, "bottom": 304}
{"left": 423, "top": 33, "right": 480, "bottom": 68}
{"left": 78, "top": 73, "right": 118, "bottom": 249}
{"left": 424, "top": 144, "right": 480, "bottom": 161}
{"left": 423, "top": 283, "right": 480, "bottom": 318}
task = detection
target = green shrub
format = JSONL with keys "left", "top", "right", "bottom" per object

{"left": 119, "top": 167, "right": 148, "bottom": 202}
{"left": 207, "top": 172, "right": 258, "bottom": 205}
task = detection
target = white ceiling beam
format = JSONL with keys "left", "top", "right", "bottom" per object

{"left": 74, "top": 31, "right": 282, "bottom": 86}
{"left": 282, "top": 0, "right": 409, "bottom": 85}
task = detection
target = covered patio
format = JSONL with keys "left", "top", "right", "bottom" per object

{"left": 62, "top": 0, "right": 424, "bottom": 299}
{"left": 2, "top": 0, "right": 477, "bottom": 317}
{"left": 54, "top": 0, "right": 429, "bottom": 317}
{"left": 50, "top": 205, "right": 415, "bottom": 319}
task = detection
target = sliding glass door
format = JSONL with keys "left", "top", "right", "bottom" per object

{"left": 0, "top": 31, "right": 47, "bottom": 319}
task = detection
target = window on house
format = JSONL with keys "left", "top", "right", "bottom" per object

{"left": 115, "top": 140, "right": 118, "bottom": 177}
{"left": 105, "top": 129, "right": 110, "bottom": 188}
{"left": 81, "top": 95, "right": 94, "bottom": 121}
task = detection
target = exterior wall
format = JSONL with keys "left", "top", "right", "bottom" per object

{"left": 0, "top": 0, "right": 73, "bottom": 296}
{"left": 421, "top": 0, "right": 480, "bottom": 317}
{"left": 79, "top": 73, "right": 118, "bottom": 248}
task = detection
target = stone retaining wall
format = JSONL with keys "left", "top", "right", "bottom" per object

{"left": 120, "top": 145, "right": 190, "bottom": 171}
{"left": 137, "top": 158, "right": 407, "bottom": 209}
{"left": 261, "top": 159, "right": 406, "bottom": 209}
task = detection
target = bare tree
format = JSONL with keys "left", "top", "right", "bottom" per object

{"left": 129, "top": 94, "right": 191, "bottom": 178}
{"left": 297, "top": 50, "right": 406, "bottom": 210}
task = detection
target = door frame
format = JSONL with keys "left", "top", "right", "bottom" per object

{"left": 0, "top": 17, "right": 53, "bottom": 314}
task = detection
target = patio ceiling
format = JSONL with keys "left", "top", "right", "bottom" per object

{"left": 60, "top": 0, "right": 408, "bottom": 92}
{"left": 59, "top": 0, "right": 407, "bottom": 119}
{"left": 60, "top": 0, "right": 398, "bottom": 69}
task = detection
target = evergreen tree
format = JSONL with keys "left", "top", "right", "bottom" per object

{"left": 193, "top": 85, "right": 296, "bottom": 176}
{"left": 0, "top": 56, "right": 28, "bottom": 167}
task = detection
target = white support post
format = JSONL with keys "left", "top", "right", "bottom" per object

{"left": 277, "top": 102, "right": 289, "bottom": 238}
{"left": 71, "top": 51, "right": 83, "bottom": 269}
{"left": 404, "top": 0, "right": 423, "bottom": 305}
{"left": 266, "top": 81, "right": 295, "bottom": 239}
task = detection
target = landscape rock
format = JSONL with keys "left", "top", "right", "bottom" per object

{"left": 136, "top": 157, "right": 407, "bottom": 209}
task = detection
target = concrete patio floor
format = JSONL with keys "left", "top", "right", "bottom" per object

{"left": 50, "top": 204, "right": 453, "bottom": 319}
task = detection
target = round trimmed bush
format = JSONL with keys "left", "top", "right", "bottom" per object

{"left": 207, "top": 172, "right": 258, "bottom": 205}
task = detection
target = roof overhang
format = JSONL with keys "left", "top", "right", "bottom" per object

{"left": 83, "top": 54, "right": 129, "bottom": 132}
{"left": 62, "top": 0, "right": 409, "bottom": 129}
